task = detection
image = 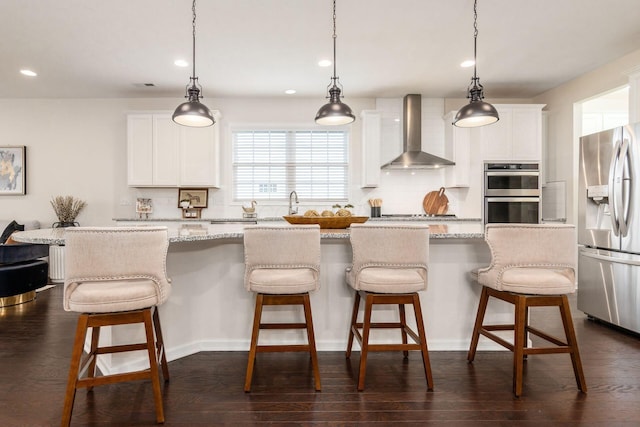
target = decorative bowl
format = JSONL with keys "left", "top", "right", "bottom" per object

{"left": 283, "top": 215, "right": 368, "bottom": 229}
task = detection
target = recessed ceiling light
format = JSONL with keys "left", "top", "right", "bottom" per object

{"left": 20, "top": 69, "right": 37, "bottom": 77}
{"left": 460, "top": 60, "right": 475, "bottom": 68}
{"left": 318, "top": 59, "right": 332, "bottom": 67}
{"left": 285, "top": 89, "right": 296, "bottom": 94}
{"left": 174, "top": 59, "right": 189, "bottom": 67}
{"left": 394, "top": 118, "right": 400, "bottom": 122}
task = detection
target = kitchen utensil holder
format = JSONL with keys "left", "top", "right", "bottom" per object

{"left": 370, "top": 207, "right": 381, "bottom": 218}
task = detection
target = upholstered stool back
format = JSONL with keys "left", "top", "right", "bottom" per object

{"left": 348, "top": 224, "right": 428, "bottom": 293}
{"left": 244, "top": 224, "right": 320, "bottom": 294}
{"left": 64, "top": 226, "right": 170, "bottom": 312}
{"left": 477, "top": 224, "right": 576, "bottom": 295}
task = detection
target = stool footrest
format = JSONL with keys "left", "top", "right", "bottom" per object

{"left": 257, "top": 344, "right": 310, "bottom": 353}
{"left": 260, "top": 322, "right": 307, "bottom": 330}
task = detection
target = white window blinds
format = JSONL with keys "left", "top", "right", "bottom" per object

{"left": 233, "top": 129, "right": 349, "bottom": 201}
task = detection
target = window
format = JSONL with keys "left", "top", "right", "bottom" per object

{"left": 232, "top": 129, "right": 349, "bottom": 202}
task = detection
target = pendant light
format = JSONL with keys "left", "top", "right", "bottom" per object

{"left": 173, "top": 0, "right": 215, "bottom": 128}
{"left": 315, "top": 0, "right": 355, "bottom": 126}
{"left": 453, "top": 0, "right": 499, "bottom": 128}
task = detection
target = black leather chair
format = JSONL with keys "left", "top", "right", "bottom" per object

{"left": 0, "top": 243, "right": 49, "bottom": 307}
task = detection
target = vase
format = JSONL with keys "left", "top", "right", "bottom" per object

{"left": 53, "top": 221, "right": 79, "bottom": 228}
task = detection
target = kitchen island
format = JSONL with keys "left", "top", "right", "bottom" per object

{"left": 14, "top": 221, "right": 510, "bottom": 375}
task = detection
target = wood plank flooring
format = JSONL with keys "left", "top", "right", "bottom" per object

{"left": 1, "top": 284, "right": 640, "bottom": 426}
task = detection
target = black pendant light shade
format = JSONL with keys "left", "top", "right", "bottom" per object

{"left": 173, "top": 0, "right": 215, "bottom": 128}
{"left": 453, "top": 0, "right": 498, "bottom": 128}
{"left": 315, "top": 0, "right": 355, "bottom": 126}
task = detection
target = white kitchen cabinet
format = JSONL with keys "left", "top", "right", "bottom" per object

{"left": 360, "top": 110, "right": 382, "bottom": 188}
{"left": 376, "top": 98, "right": 403, "bottom": 166}
{"left": 479, "top": 104, "right": 545, "bottom": 162}
{"left": 127, "top": 111, "right": 221, "bottom": 188}
{"left": 127, "top": 114, "right": 154, "bottom": 186}
{"left": 179, "top": 111, "right": 221, "bottom": 187}
{"left": 443, "top": 111, "right": 471, "bottom": 187}
{"left": 127, "top": 114, "right": 179, "bottom": 186}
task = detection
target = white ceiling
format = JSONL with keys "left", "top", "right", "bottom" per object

{"left": 2, "top": 0, "right": 640, "bottom": 100}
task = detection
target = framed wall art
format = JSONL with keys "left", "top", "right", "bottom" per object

{"left": 178, "top": 188, "right": 208, "bottom": 208}
{"left": 0, "top": 146, "right": 26, "bottom": 195}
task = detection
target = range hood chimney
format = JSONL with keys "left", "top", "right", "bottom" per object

{"left": 381, "top": 94, "right": 455, "bottom": 169}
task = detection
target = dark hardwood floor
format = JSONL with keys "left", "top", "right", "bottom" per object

{"left": 1, "top": 284, "right": 640, "bottom": 426}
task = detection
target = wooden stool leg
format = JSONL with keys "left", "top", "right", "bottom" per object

{"left": 399, "top": 303, "right": 409, "bottom": 359}
{"left": 86, "top": 325, "right": 101, "bottom": 391}
{"left": 302, "top": 294, "right": 321, "bottom": 391}
{"left": 412, "top": 293, "right": 434, "bottom": 391}
{"left": 62, "top": 314, "right": 89, "bottom": 427}
{"left": 346, "top": 292, "right": 360, "bottom": 359}
{"left": 513, "top": 295, "right": 527, "bottom": 397}
{"left": 244, "top": 294, "right": 264, "bottom": 392}
{"left": 468, "top": 286, "right": 490, "bottom": 362}
{"left": 357, "top": 294, "right": 374, "bottom": 391}
{"left": 559, "top": 295, "right": 587, "bottom": 393}
{"left": 143, "top": 309, "right": 165, "bottom": 423}
{"left": 152, "top": 307, "right": 170, "bottom": 382}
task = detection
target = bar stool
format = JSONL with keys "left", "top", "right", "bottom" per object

{"left": 62, "top": 227, "right": 171, "bottom": 426}
{"left": 243, "top": 224, "right": 321, "bottom": 392}
{"left": 346, "top": 224, "right": 433, "bottom": 391}
{"left": 468, "top": 224, "right": 587, "bottom": 397}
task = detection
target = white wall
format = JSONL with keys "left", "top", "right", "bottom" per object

{"left": 533, "top": 48, "right": 640, "bottom": 225}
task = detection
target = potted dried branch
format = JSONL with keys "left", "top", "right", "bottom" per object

{"left": 51, "top": 195, "right": 87, "bottom": 228}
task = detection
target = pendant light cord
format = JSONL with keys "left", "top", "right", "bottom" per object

{"left": 473, "top": 0, "right": 478, "bottom": 81}
{"left": 192, "top": 0, "right": 197, "bottom": 80}
{"left": 332, "top": 0, "right": 337, "bottom": 80}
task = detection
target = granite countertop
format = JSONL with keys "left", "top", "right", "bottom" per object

{"left": 13, "top": 221, "right": 484, "bottom": 246}
{"left": 113, "top": 216, "right": 483, "bottom": 223}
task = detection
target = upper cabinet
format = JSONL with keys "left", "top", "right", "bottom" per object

{"left": 479, "top": 104, "right": 545, "bottom": 161}
{"left": 127, "top": 111, "right": 221, "bottom": 188}
{"left": 443, "top": 111, "right": 471, "bottom": 187}
{"left": 360, "top": 110, "right": 382, "bottom": 188}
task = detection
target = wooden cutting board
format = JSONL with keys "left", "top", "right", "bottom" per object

{"left": 423, "top": 187, "right": 449, "bottom": 215}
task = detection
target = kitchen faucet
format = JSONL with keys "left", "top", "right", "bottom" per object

{"left": 288, "top": 191, "right": 299, "bottom": 215}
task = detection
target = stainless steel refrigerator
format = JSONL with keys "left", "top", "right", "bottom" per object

{"left": 578, "top": 123, "right": 640, "bottom": 334}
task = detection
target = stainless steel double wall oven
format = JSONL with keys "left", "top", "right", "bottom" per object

{"left": 483, "top": 162, "right": 541, "bottom": 224}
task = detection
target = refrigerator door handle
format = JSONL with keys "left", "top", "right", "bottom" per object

{"left": 580, "top": 250, "right": 640, "bottom": 266}
{"left": 608, "top": 139, "right": 622, "bottom": 236}
{"left": 618, "top": 136, "right": 633, "bottom": 237}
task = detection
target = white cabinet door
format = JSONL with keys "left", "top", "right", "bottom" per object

{"left": 444, "top": 111, "right": 471, "bottom": 187}
{"left": 179, "top": 111, "right": 221, "bottom": 187}
{"left": 480, "top": 104, "right": 544, "bottom": 162}
{"left": 480, "top": 107, "right": 512, "bottom": 161}
{"left": 376, "top": 98, "right": 403, "bottom": 166}
{"left": 360, "top": 110, "right": 381, "bottom": 188}
{"left": 127, "top": 114, "right": 153, "bottom": 186}
{"left": 512, "top": 108, "right": 541, "bottom": 161}
{"left": 152, "top": 115, "right": 180, "bottom": 186}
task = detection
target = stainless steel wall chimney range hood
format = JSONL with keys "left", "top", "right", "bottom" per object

{"left": 381, "top": 94, "right": 455, "bottom": 169}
